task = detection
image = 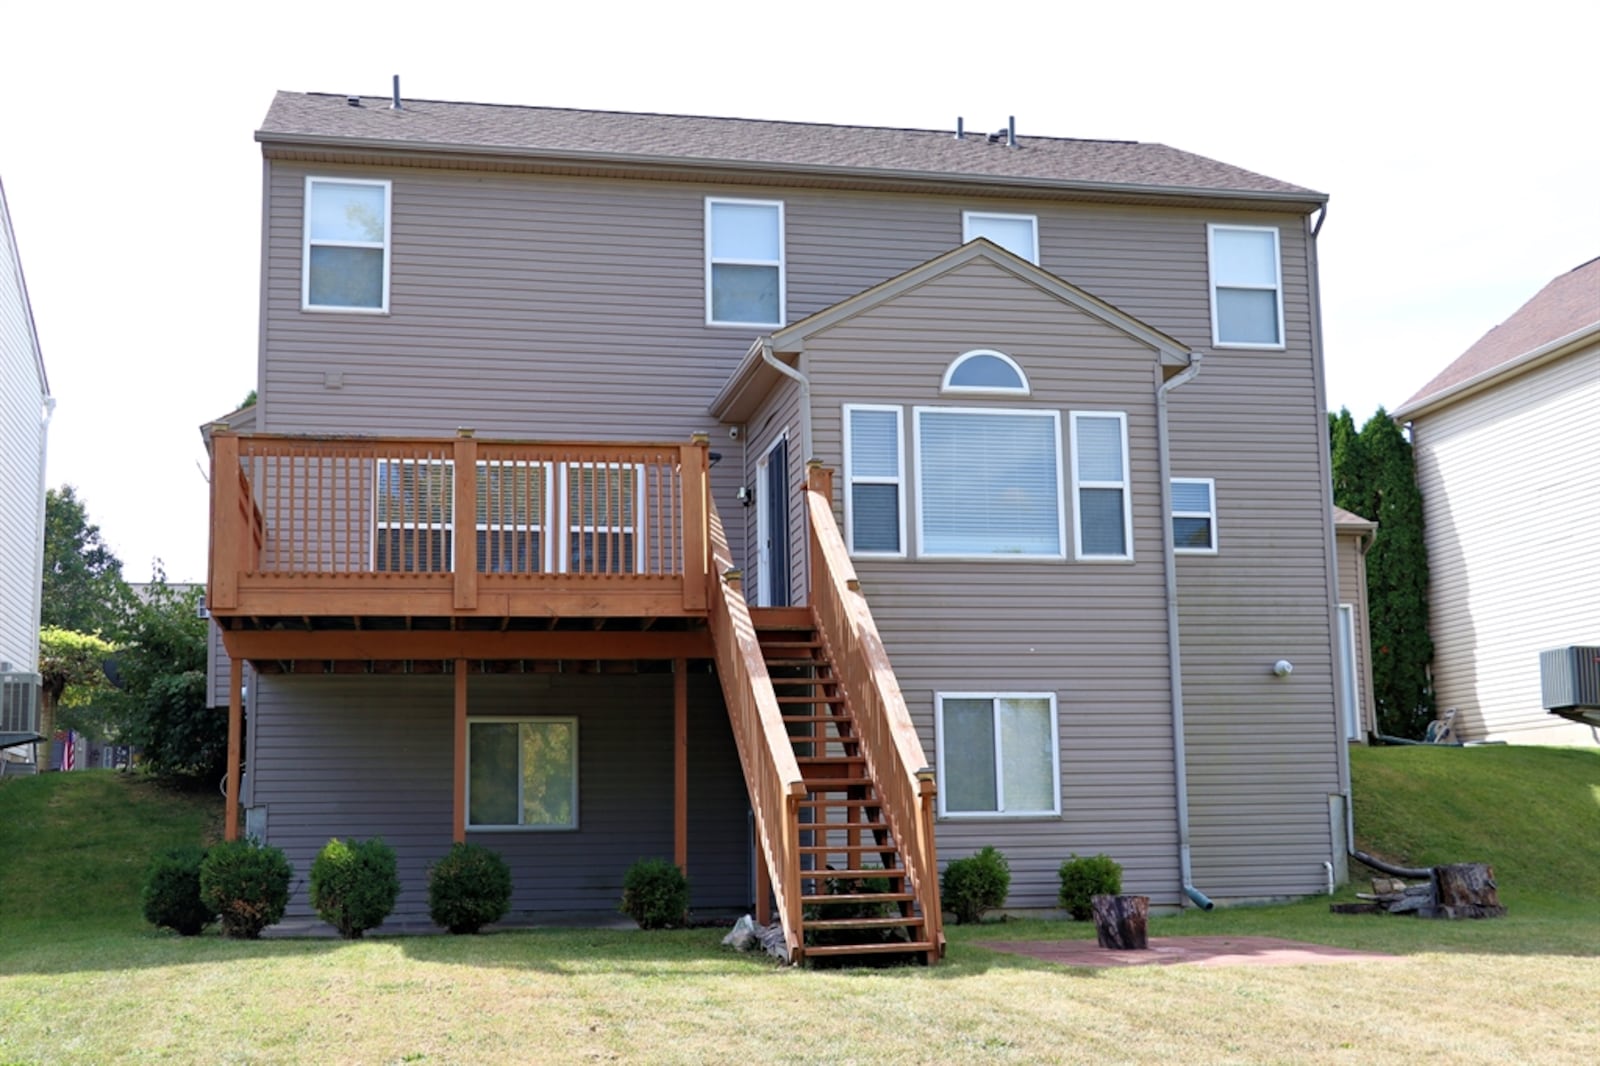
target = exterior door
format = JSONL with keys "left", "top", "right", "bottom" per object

{"left": 757, "top": 437, "right": 791, "bottom": 607}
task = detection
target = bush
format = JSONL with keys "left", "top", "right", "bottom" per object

{"left": 941, "top": 846, "right": 1011, "bottom": 925}
{"left": 310, "top": 837, "right": 400, "bottom": 939}
{"left": 619, "top": 858, "right": 690, "bottom": 930}
{"left": 427, "top": 843, "right": 512, "bottom": 934}
{"left": 141, "top": 845, "right": 216, "bottom": 936}
{"left": 200, "top": 839, "right": 293, "bottom": 939}
{"left": 1058, "top": 853, "right": 1122, "bottom": 921}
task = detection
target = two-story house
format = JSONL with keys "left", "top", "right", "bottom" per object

{"left": 206, "top": 91, "right": 1348, "bottom": 962}
{"left": 1, "top": 176, "right": 52, "bottom": 766}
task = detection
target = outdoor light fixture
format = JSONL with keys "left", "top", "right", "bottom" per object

{"left": 1273, "top": 660, "right": 1294, "bottom": 678}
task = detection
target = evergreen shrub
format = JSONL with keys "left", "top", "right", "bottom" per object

{"left": 310, "top": 837, "right": 400, "bottom": 939}
{"left": 427, "top": 842, "right": 512, "bottom": 934}
{"left": 941, "top": 845, "right": 1011, "bottom": 925}
{"left": 1058, "top": 853, "right": 1122, "bottom": 921}
{"left": 619, "top": 858, "right": 690, "bottom": 930}
{"left": 199, "top": 838, "right": 293, "bottom": 939}
{"left": 141, "top": 845, "right": 216, "bottom": 936}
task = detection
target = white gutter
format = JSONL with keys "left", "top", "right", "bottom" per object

{"left": 759, "top": 339, "right": 812, "bottom": 461}
{"left": 29, "top": 394, "right": 55, "bottom": 675}
{"left": 1156, "top": 353, "right": 1212, "bottom": 909}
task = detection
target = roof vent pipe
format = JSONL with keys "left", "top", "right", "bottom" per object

{"left": 1007, "top": 115, "right": 1016, "bottom": 148}
{"left": 955, "top": 117, "right": 964, "bottom": 139}
{"left": 391, "top": 75, "right": 402, "bottom": 111}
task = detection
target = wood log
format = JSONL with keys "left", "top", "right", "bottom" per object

{"left": 1434, "top": 863, "right": 1506, "bottom": 919}
{"left": 1091, "top": 894, "right": 1149, "bottom": 950}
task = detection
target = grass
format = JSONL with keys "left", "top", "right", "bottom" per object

{"left": 1, "top": 749, "right": 1597, "bottom": 1064}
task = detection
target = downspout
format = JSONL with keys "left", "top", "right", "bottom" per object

{"left": 30, "top": 394, "right": 55, "bottom": 765}
{"left": 1157, "top": 352, "right": 1213, "bottom": 910}
{"left": 759, "top": 338, "right": 812, "bottom": 461}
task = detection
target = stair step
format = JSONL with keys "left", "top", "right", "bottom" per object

{"left": 775, "top": 694, "right": 845, "bottom": 704}
{"left": 804, "top": 867, "right": 906, "bottom": 880}
{"left": 804, "top": 940, "right": 937, "bottom": 958}
{"left": 798, "top": 821, "right": 890, "bottom": 834}
{"left": 801, "top": 891, "right": 913, "bottom": 905}
{"left": 762, "top": 658, "right": 831, "bottom": 667}
{"left": 800, "top": 845, "right": 899, "bottom": 856}
{"left": 798, "top": 799, "right": 882, "bottom": 809}
{"left": 758, "top": 640, "right": 823, "bottom": 649}
{"left": 781, "top": 714, "right": 854, "bottom": 724}
{"left": 804, "top": 915, "right": 924, "bottom": 932}
{"left": 796, "top": 755, "right": 864, "bottom": 764}
{"left": 803, "top": 779, "right": 876, "bottom": 791}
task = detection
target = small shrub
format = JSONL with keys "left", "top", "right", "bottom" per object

{"left": 619, "top": 858, "right": 690, "bottom": 930}
{"left": 1058, "top": 853, "right": 1123, "bottom": 921}
{"left": 942, "top": 846, "right": 1011, "bottom": 925}
{"left": 200, "top": 838, "right": 293, "bottom": 939}
{"left": 428, "top": 842, "right": 512, "bottom": 934}
{"left": 310, "top": 837, "right": 400, "bottom": 939}
{"left": 141, "top": 845, "right": 216, "bottom": 936}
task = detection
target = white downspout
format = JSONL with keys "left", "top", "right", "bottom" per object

{"left": 1156, "top": 353, "right": 1213, "bottom": 909}
{"left": 759, "top": 339, "right": 812, "bottom": 461}
{"left": 30, "top": 394, "right": 55, "bottom": 764}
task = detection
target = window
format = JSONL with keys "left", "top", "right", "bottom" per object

{"left": 962, "top": 211, "right": 1039, "bottom": 264}
{"left": 375, "top": 459, "right": 454, "bottom": 572}
{"left": 915, "top": 408, "right": 1064, "bottom": 558}
{"left": 477, "top": 459, "right": 549, "bottom": 574}
{"left": 936, "top": 693, "right": 1059, "bottom": 817}
{"left": 467, "top": 718, "right": 578, "bottom": 829}
{"left": 563, "top": 463, "right": 642, "bottom": 574}
{"left": 1070, "top": 412, "right": 1132, "bottom": 560}
{"left": 304, "top": 177, "right": 390, "bottom": 311}
{"left": 1171, "top": 477, "right": 1217, "bottom": 554}
{"left": 941, "top": 349, "right": 1030, "bottom": 395}
{"left": 844, "top": 405, "right": 905, "bottom": 556}
{"left": 706, "top": 198, "right": 784, "bottom": 326}
{"left": 1337, "top": 605, "right": 1360, "bottom": 741}
{"left": 1208, "top": 224, "right": 1283, "bottom": 347}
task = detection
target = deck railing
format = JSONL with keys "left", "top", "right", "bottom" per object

{"left": 209, "top": 432, "right": 709, "bottom": 619}
{"left": 804, "top": 463, "right": 945, "bottom": 956}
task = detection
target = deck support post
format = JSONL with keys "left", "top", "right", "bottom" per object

{"left": 453, "top": 660, "right": 468, "bottom": 843}
{"left": 225, "top": 659, "right": 243, "bottom": 841}
{"left": 674, "top": 657, "right": 688, "bottom": 873}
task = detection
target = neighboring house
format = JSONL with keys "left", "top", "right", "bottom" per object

{"left": 1333, "top": 507, "right": 1377, "bottom": 741}
{"left": 1394, "top": 258, "right": 1600, "bottom": 746}
{"left": 205, "top": 91, "right": 1350, "bottom": 959}
{"left": 0, "top": 176, "right": 52, "bottom": 767}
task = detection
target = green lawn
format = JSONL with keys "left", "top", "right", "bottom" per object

{"left": 1, "top": 749, "right": 1597, "bottom": 1065}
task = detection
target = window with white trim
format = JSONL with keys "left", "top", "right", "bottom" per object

{"left": 941, "top": 349, "right": 1030, "bottom": 395}
{"left": 304, "top": 177, "right": 390, "bottom": 311}
{"left": 962, "top": 211, "right": 1039, "bottom": 264}
{"left": 1208, "top": 224, "right": 1283, "bottom": 347}
{"left": 706, "top": 198, "right": 784, "bottom": 326}
{"left": 563, "top": 463, "right": 643, "bottom": 574}
{"left": 1171, "top": 477, "right": 1217, "bottom": 554}
{"left": 467, "top": 717, "right": 578, "bottom": 829}
{"left": 375, "top": 459, "right": 454, "bottom": 572}
{"left": 1070, "top": 411, "right": 1132, "bottom": 560}
{"left": 936, "top": 693, "right": 1059, "bottom": 817}
{"left": 915, "top": 407, "right": 1064, "bottom": 559}
{"left": 844, "top": 405, "right": 905, "bottom": 556}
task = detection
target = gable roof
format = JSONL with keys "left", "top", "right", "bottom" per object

{"left": 711, "top": 240, "right": 1196, "bottom": 420}
{"left": 1333, "top": 506, "right": 1376, "bottom": 535}
{"left": 0, "top": 176, "right": 49, "bottom": 399}
{"left": 1395, "top": 257, "right": 1600, "bottom": 419}
{"left": 258, "top": 92, "right": 1324, "bottom": 209}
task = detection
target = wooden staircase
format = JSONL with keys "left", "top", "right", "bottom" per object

{"left": 754, "top": 607, "right": 936, "bottom": 962}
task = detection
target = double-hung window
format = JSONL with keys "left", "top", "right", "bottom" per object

{"left": 962, "top": 211, "right": 1039, "bottom": 264}
{"left": 467, "top": 717, "right": 578, "bottom": 829}
{"left": 304, "top": 177, "right": 390, "bottom": 311}
{"left": 706, "top": 198, "right": 784, "bottom": 327}
{"left": 1070, "top": 412, "right": 1132, "bottom": 560}
{"left": 375, "top": 459, "right": 454, "bottom": 572}
{"left": 936, "top": 693, "right": 1059, "bottom": 817}
{"left": 563, "top": 463, "right": 643, "bottom": 574}
{"left": 1208, "top": 224, "right": 1283, "bottom": 347}
{"left": 1171, "top": 477, "right": 1217, "bottom": 554}
{"left": 915, "top": 407, "right": 1064, "bottom": 559}
{"left": 843, "top": 405, "right": 906, "bottom": 556}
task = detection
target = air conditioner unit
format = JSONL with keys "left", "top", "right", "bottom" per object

{"left": 1, "top": 671, "right": 42, "bottom": 742}
{"left": 1540, "top": 646, "right": 1600, "bottom": 720}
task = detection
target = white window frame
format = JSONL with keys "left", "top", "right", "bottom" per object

{"left": 934, "top": 692, "right": 1061, "bottom": 818}
{"left": 1207, "top": 223, "right": 1284, "bottom": 349}
{"left": 705, "top": 197, "right": 785, "bottom": 328}
{"left": 466, "top": 716, "right": 579, "bottom": 831}
{"left": 476, "top": 459, "right": 556, "bottom": 574}
{"left": 303, "top": 176, "right": 391, "bottom": 313}
{"left": 940, "top": 349, "right": 1031, "bottom": 396}
{"left": 1069, "top": 411, "right": 1133, "bottom": 562}
{"left": 372, "top": 458, "right": 456, "bottom": 572}
{"left": 913, "top": 406, "right": 1066, "bottom": 561}
{"left": 842, "top": 405, "right": 906, "bottom": 559}
{"left": 1171, "top": 477, "right": 1218, "bottom": 555}
{"left": 557, "top": 463, "right": 646, "bottom": 574}
{"left": 962, "top": 211, "right": 1040, "bottom": 264}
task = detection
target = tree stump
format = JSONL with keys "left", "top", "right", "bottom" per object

{"left": 1434, "top": 863, "right": 1506, "bottom": 919}
{"left": 1091, "top": 894, "right": 1149, "bottom": 949}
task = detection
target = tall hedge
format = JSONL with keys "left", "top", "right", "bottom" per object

{"left": 1329, "top": 407, "right": 1434, "bottom": 738}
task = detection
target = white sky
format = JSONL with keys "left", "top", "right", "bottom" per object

{"left": 3, "top": 1, "right": 1595, "bottom": 582}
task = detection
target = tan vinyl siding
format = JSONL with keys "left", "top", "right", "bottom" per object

{"left": 1409, "top": 343, "right": 1600, "bottom": 745}
{"left": 1335, "top": 529, "right": 1375, "bottom": 738}
{"left": 741, "top": 377, "right": 805, "bottom": 605}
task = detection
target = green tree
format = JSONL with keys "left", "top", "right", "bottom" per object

{"left": 1328, "top": 407, "right": 1434, "bottom": 738}
{"left": 37, "top": 628, "right": 116, "bottom": 770}
{"left": 110, "top": 576, "right": 221, "bottom": 784}
{"left": 42, "top": 486, "right": 134, "bottom": 636}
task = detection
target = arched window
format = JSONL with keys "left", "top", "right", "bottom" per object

{"left": 941, "top": 349, "right": 1030, "bottom": 395}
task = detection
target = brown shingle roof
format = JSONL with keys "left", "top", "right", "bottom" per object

{"left": 258, "top": 92, "right": 1323, "bottom": 204}
{"left": 1397, "top": 257, "right": 1600, "bottom": 416}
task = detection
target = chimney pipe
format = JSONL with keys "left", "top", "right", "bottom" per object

{"left": 1007, "top": 115, "right": 1016, "bottom": 148}
{"left": 391, "top": 75, "right": 402, "bottom": 111}
{"left": 955, "top": 117, "right": 964, "bottom": 139}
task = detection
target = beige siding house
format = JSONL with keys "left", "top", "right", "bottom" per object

{"left": 1333, "top": 508, "right": 1377, "bottom": 741}
{"left": 1394, "top": 258, "right": 1600, "bottom": 745}
{"left": 205, "top": 91, "right": 1349, "bottom": 954}
{"left": 0, "top": 177, "right": 51, "bottom": 762}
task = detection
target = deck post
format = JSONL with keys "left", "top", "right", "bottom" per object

{"left": 674, "top": 657, "right": 688, "bottom": 873}
{"left": 211, "top": 432, "right": 241, "bottom": 611}
{"left": 681, "top": 436, "right": 710, "bottom": 613}
{"left": 754, "top": 833, "right": 772, "bottom": 926}
{"left": 453, "top": 433, "right": 478, "bottom": 610}
{"left": 225, "top": 658, "right": 243, "bottom": 841}
{"left": 453, "top": 660, "right": 468, "bottom": 843}
{"left": 805, "top": 461, "right": 831, "bottom": 606}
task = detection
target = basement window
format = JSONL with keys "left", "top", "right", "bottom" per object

{"left": 468, "top": 717, "right": 579, "bottom": 830}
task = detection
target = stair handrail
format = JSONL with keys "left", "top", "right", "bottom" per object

{"left": 804, "top": 463, "right": 944, "bottom": 956}
{"left": 705, "top": 502, "right": 805, "bottom": 960}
